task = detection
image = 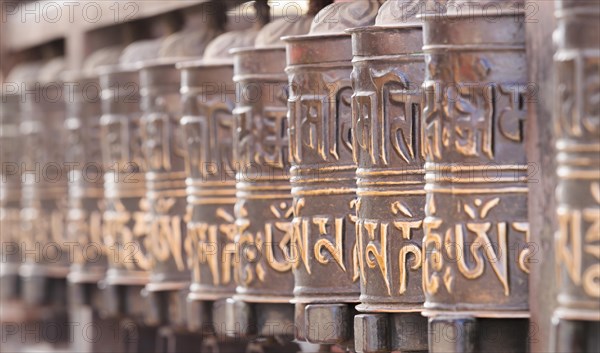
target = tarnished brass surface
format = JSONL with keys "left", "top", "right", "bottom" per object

{"left": 421, "top": 0, "right": 530, "bottom": 316}
{"left": 553, "top": 0, "right": 600, "bottom": 351}
{"left": 225, "top": 7, "right": 325, "bottom": 341}
{"left": 283, "top": 0, "right": 380, "bottom": 345}
{"left": 174, "top": 7, "right": 261, "bottom": 335}
{"left": 99, "top": 65, "right": 151, "bottom": 319}
{"left": 6, "top": 1, "right": 600, "bottom": 351}
{"left": 286, "top": 33, "right": 359, "bottom": 303}
{"left": 349, "top": 1, "right": 429, "bottom": 350}
{"left": 350, "top": 15, "right": 425, "bottom": 317}
{"left": 421, "top": 1, "right": 531, "bottom": 351}
{"left": 228, "top": 35, "right": 296, "bottom": 341}
{"left": 232, "top": 47, "right": 293, "bottom": 304}
{"left": 19, "top": 58, "right": 70, "bottom": 306}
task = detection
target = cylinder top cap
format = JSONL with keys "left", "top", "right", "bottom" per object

{"left": 376, "top": 0, "right": 447, "bottom": 26}
{"left": 202, "top": 29, "right": 259, "bottom": 64}
{"left": 255, "top": 16, "right": 314, "bottom": 47}
{"left": 445, "top": 0, "right": 525, "bottom": 16}
{"left": 309, "top": 0, "right": 381, "bottom": 35}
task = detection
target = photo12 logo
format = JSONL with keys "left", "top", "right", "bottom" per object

{"left": 2, "top": 1, "right": 139, "bottom": 25}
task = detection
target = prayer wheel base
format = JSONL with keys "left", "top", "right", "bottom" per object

{"left": 354, "top": 312, "right": 428, "bottom": 353}
{"left": 68, "top": 282, "right": 105, "bottom": 309}
{"left": 0, "top": 271, "right": 20, "bottom": 301}
{"left": 156, "top": 326, "right": 204, "bottom": 353}
{"left": 295, "top": 303, "right": 355, "bottom": 346}
{"left": 223, "top": 300, "right": 295, "bottom": 340}
{"left": 119, "top": 321, "right": 160, "bottom": 353}
{"left": 553, "top": 318, "right": 600, "bottom": 353}
{"left": 21, "top": 275, "right": 67, "bottom": 307}
{"left": 428, "top": 317, "right": 529, "bottom": 353}
{"left": 143, "top": 288, "right": 189, "bottom": 331}
{"left": 186, "top": 298, "right": 233, "bottom": 337}
{"left": 101, "top": 284, "right": 147, "bottom": 322}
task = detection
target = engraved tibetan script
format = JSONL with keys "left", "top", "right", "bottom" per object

{"left": 237, "top": 202, "right": 293, "bottom": 285}
{"left": 291, "top": 198, "right": 359, "bottom": 277}
{"left": 356, "top": 200, "right": 422, "bottom": 296}
{"left": 289, "top": 79, "right": 353, "bottom": 163}
{"left": 557, "top": 183, "right": 600, "bottom": 298}
{"left": 423, "top": 196, "right": 530, "bottom": 296}
{"left": 185, "top": 208, "right": 237, "bottom": 286}
{"left": 103, "top": 199, "right": 152, "bottom": 271}
{"left": 353, "top": 68, "right": 423, "bottom": 166}
{"left": 146, "top": 197, "right": 186, "bottom": 271}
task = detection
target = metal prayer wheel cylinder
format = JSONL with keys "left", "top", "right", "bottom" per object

{"left": 99, "top": 66, "right": 151, "bottom": 320}
{"left": 19, "top": 75, "right": 69, "bottom": 306}
{"left": 178, "top": 60, "right": 237, "bottom": 333}
{"left": 349, "top": 22, "right": 428, "bottom": 353}
{"left": 553, "top": 0, "right": 600, "bottom": 351}
{"left": 284, "top": 33, "right": 359, "bottom": 344}
{"left": 0, "top": 91, "right": 22, "bottom": 301}
{"left": 63, "top": 74, "right": 108, "bottom": 308}
{"left": 421, "top": 2, "right": 531, "bottom": 351}
{"left": 229, "top": 47, "right": 296, "bottom": 339}
{"left": 139, "top": 60, "right": 190, "bottom": 328}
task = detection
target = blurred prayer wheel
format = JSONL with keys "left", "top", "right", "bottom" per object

{"left": 176, "top": 5, "right": 263, "bottom": 334}
{"left": 178, "top": 59, "right": 237, "bottom": 334}
{"left": 63, "top": 73, "right": 108, "bottom": 308}
{"left": 138, "top": 60, "right": 190, "bottom": 329}
{"left": 19, "top": 58, "right": 70, "bottom": 307}
{"left": 0, "top": 89, "right": 23, "bottom": 301}
{"left": 99, "top": 65, "right": 151, "bottom": 321}
{"left": 552, "top": 0, "right": 600, "bottom": 351}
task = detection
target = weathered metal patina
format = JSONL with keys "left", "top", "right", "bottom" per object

{"left": 349, "top": 1, "right": 440, "bottom": 351}
{"left": 177, "top": 19, "right": 262, "bottom": 337}
{"left": 226, "top": 10, "right": 316, "bottom": 339}
{"left": 553, "top": 0, "right": 600, "bottom": 351}
{"left": 421, "top": 1, "right": 531, "bottom": 351}
{"left": 283, "top": 0, "right": 380, "bottom": 345}
{"left": 99, "top": 64, "right": 152, "bottom": 321}
{"left": 19, "top": 58, "right": 70, "bottom": 306}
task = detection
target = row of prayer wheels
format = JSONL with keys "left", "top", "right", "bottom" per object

{"left": 0, "top": 0, "right": 598, "bottom": 352}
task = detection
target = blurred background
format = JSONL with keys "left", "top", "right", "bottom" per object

{"left": 0, "top": 0, "right": 310, "bottom": 82}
